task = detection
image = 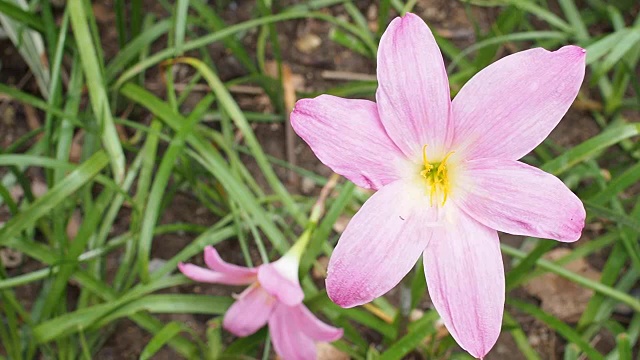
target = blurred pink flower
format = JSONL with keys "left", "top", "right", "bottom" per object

{"left": 290, "top": 13, "right": 586, "bottom": 359}
{"left": 179, "top": 246, "right": 343, "bottom": 359}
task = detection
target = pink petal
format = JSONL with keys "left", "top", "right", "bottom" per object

{"left": 376, "top": 13, "right": 452, "bottom": 159}
{"left": 292, "top": 304, "right": 343, "bottom": 342}
{"left": 291, "top": 95, "right": 410, "bottom": 190}
{"left": 455, "top": 159, "right": 585, "bottom": 242}
{"left": 204, "top": 246, "right": 258, "bottom": 277}
{"left": 269, "top": 303, "right": 317, "bottom": 360}
{"left": 258, "top": 261, "right": 305, "bottom": 307}
{"left": 177, "top": 262, "right": 256, "bottom": 285}
{"left": 223, "top": 284, "right": 275, "bottom": 337}
{"left": 451, "top": 45, "right": 586, "bottom": 160}
{"left": 424, "top": 207, "right": 504, "bottom": 359}
{"left": 326, "top": 180, "right": 437, "bottom": 308}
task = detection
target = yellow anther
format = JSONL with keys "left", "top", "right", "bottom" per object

{"left": 420, "top": 165, "right": 433, "bottom": 178}
{"left": 437, "top": 151, "right": 455, "bottom": 176}
{"left": 419, "top": 145, "right": 454, "bottom": 207}
{"left": 420, "top": 145, "right": 433, "bottom": 178}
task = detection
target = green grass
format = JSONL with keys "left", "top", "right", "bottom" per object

{"left": 0, "top": 0, "right": 639, "bottom": 358}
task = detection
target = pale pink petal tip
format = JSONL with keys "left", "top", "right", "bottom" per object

{"left": 258, "top": 263, "right": 305, "bottom": 306}
{"left": 376, "top": 11, "right": 452, "bottom": 157}
{"left": 451, "top": 43, "right": 586, "bottom": 160}
{"left": 457, "top": 159, "right": 585, "bottom": 242}
{"left": 178, "top": 261, "right": 257, "bottom": 285}
{"left": 268, "top": 304, "right": 317, "bottom": 360}
{"left": 559, "top": 44, "right": 587, "bottom": 57}
{"left": 293, "top": 304, "right": 344, "bottom": 342}
{"left": 291, "top": 95, "right": 406, "bottom": 190}
{"left": 326, "top": 180, "right": 435, "bottom": 308}
{"left": 203, "top": 246, "right": 258, "bottom": 277}
{"left": 424, "top": 209, "right": 504, "bottom": 359}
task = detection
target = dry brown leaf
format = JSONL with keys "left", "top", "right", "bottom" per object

{"left": 9, "top": 185, "right": 24, "bottom": 203}
{"left": 317, "top": 342, "right": 349, "bottom": 360}
{"left": 69, "top": 130, "right": 84, "bottom": 163}
{"left": 282, "top": 65, "right": 299, "bottom": 184}
{"left": 523, "top": 248, "right": 601, "bottom": 322}
{"left": 264, "top": 61, "right": 305, "bottom": 90}
{"left": 312, "top": 256, "right": 330, "bottom": 279}
{"left": 92, "top": 3, "right": 115, "bottom": 23}
{"left": 66, "top": 210, "right": 82, "bottom": 240}
{"left": 366, "top": 4, "right": 378, "bottom": 32}
{"left": 421, "top": 318, "right": 449, "bottom": 347}
{"left": 295, "top": 33, "right": 322, "bottom": 54}
{"left": 332, "top": 215, "right": 351, "bottom": 234}
{"left": 301, "top": 177, "right": 316, "bottom": 195}
{"left": 409, "top": 309, "right": 424, "bottom": 322}
{"left": 0, "top": 247, "right": 23, "bottom": 268}
{"left": 23, "top": 104, "right": 41, "bottom": 131}
{"left": 31, "top": 179, "right": 48, "bottom": 198}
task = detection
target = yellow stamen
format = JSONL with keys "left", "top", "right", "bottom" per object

{"left": 420, "top": 145, "right": 433, "bottom": 178}
{"left": 420, "top": 145, "right": 454, "bottom": 206}
{"left": 422, "top": 144, "right": 429, "bottom": 165}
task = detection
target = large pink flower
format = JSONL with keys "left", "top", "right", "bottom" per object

{"left": 179, "top": 246, "right": 343, "bottom": 359}
{"left": 290, "top": 13, "right": 585, "bottom": 359}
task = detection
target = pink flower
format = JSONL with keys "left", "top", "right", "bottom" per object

{"left": 290, "top": 13, "right": 585, "bottom": 359}
{"left": 179, "top": 246, "right": 343, "bottom": 359}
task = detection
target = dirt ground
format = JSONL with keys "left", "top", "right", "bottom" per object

{"left": 0, "top": 0, "right": 634, "bottom": 359}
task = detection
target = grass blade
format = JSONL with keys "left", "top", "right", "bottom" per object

{"left": 68, "top": 0, "right": 125, "bottom": 182}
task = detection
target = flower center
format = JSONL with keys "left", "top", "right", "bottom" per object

{"left": 420, "top": 145, "right": 454, "bottom": 206}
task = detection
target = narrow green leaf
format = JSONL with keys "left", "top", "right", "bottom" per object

{"left": 509, "top": 299, "right": 603, "bottom": 360}
{"left": 504, "top": 312, "right": 541, "bottom": 360}
{"left": 506, "top": 0, "right": 572, "bottom": 32}
{"left": 589, "top": 161, "right": 640, "bottom": 204}
{"left": 114, "top": 11, "right": 376, "bottom": 88}
{"left": 593, "top": 28, "right": 640, "bottom": 81}
{"left": 329, "top": 27, "right": 373, "bottom": 57}
{"left": 190, "top": 0, "right": 257, "bottom": 73}
{"left": 120, "top": 83, "right": 288, "bottom": 252}
{"left": 174, "top": 0, "right": 190, "bottom": 54}
{"left": 173, "top": 57, "right": 305, "bottom": 227}
{"left": 558, "top": 0, "right": 589, "bottom": 41}
{"left": 541, "top": 123, "right": 640, "bottom": 175}
{"left": 105, "top": 20, "right": 172, "bottom": 81}
{"left": 585, "top": 29, "right": 631, "bottom": 65}
{"left": 140, "top": 322, "right": 186, "bottom": 360}
{"left": 94, "top": 294, "right": 233, "bottom": 330}
{"left": 68, "top": 0, "right": 125, "bottom": 182}
{"left": 615, "top": 333, "right": 631, "bottom": 360}
{"left": 0, "top": 151, "right": 109, "bottom": 247}
{"left": 379, "top": 312, "right": 438, "bottom": 360}
{"left": 502, "top": 244, "right": 640, "bottom": 313}
{"left": 0, "top": 0, "right": 45, "bottom": 31}
{"left": 584, "top": 201, "right": 640, "bottom": 233}
{"left": 138, "top": 94, "right": 214, "bottom": 282}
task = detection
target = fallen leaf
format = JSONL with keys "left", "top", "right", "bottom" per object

{"left": 0, "top": 247, "right": 23, "bottom": 268}
{"left": 317, "top": 342, "right": 349, "bottom": 360}
{"left": 332, "top": 215, "right": 350, "bottom": 234}
{"left": 301, "top": 176, "right": 315, "bottom": 195}
{"left": 312, "top": 256, "right": 329, "bottom": 279}
{"left": 523, "top": 248, "right": 601, "bottom": 322}
{"left": 295, "top": 33, "right": 322, "bottom": 54}
{"left": 66, "top": 210, "right": 82, "bottom": 240}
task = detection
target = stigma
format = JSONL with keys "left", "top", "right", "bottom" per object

{"left": 420, "top": 145, "right": 454, "bottom": 206}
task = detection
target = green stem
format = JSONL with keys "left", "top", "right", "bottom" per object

{"left": 287, "top": 227, "right": 315, "bottom": 262}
